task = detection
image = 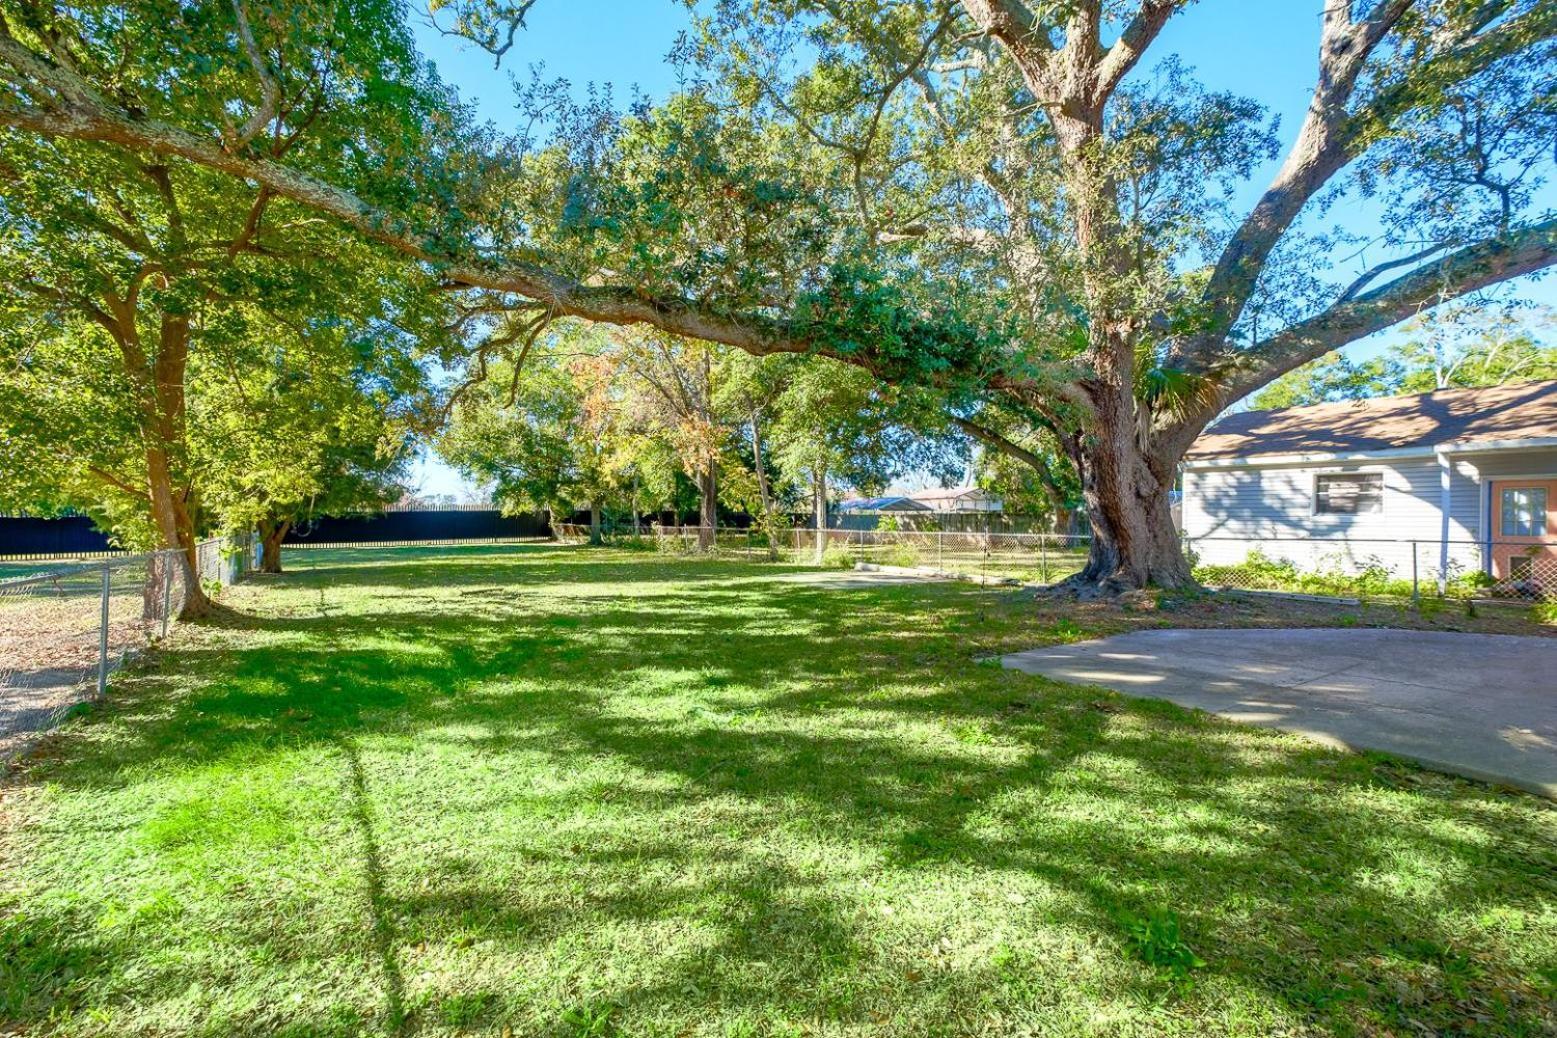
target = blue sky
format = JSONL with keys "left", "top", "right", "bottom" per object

{"left": 408, "top": 0, "right": 1553, "bottom": 497}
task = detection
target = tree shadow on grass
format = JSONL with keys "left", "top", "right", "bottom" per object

{"left": 5, "top": 552, "right": 1556, "bottom": 1035}
{"left": 337, "top": 736, "right": 408, "bottom": 1034}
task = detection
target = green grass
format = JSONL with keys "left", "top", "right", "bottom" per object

{"left": 2, "top": 544, "right": 1554, "bottom": 1037}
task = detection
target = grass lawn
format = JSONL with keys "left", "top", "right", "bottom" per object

{"left": 2, "top": 544, "right": 1554, "bottom": 1037}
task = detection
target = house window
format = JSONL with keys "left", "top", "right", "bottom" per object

{"left": 1314, "top": 473, "right": 1383, "bottom": 515}
{"left": 1500, "top": 488, "right": 1547, "bottom": 537}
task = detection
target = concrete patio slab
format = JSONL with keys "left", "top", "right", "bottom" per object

{"left": 1002, "top": 628, "right": 1557, "bottom": 798}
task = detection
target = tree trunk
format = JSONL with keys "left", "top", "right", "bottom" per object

{"left": 750, "top": 412, "right": 778, "bottom": 560}
{"left": 258, "top": 519, "right": 290, "bottom": 573}
{"left": 142, "top": 550, "right": 170, "bottom": 622}
{"left": 116, "top": 310, "right": 210, "bottom": 619}
{"left": 1066, "top": 422, "right": 1195, "bottom": 593}
{"left": 146, "top": 443, "right": 211, "bottom": 618}
{"left": 698, "top": 462, "right": 717, "bottom": 550}
{"left": 812, "top": 466, "right": 828, "bottom": 564}
{"left": 588, "top": 501, "right": 602, "bottom": 545}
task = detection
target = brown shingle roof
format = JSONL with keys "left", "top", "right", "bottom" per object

{"left": 1186, "top": 379, "right": 1557, "bottom": 461}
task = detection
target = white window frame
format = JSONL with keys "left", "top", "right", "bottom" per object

{"left": 1311, "top": 470, "right": 1385, "bottom": 518}
{"left": 1499, "top": 486, "right": 1548, "bottom": 538}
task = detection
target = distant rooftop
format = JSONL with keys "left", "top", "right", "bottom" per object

{"left": 909, "top": 486, "right": 995, "bottom": 501}
{"left": 1187, "top": 379, "right": 1557, "bottom": 461}
{"left": 836, "top": 495, "right": 930, "bottom": 512}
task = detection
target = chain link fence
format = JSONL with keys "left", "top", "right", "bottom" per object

{"left": 0, "top": 534, "right": 254, "bottom": 761}
{"left": 1185, "top": 535, "right": 1556, "bottom": 603}
{"left": 556, "top": 524, "right": 1093, "bottom": 583}
{"left": 558, "top": 523, "right": 1556, "bottom": 605}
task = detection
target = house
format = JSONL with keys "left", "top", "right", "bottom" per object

{"left": 907, "top": 486, "right": 1004, "bottom": 513}
{"left": 835, "top": 495, "right": 932, "bottom": 514}
{"left": 1181, "top": 379, "right": 1557, "bottom": 591}
{"left": 832, "top": 494, "right": 932, "bottom": 532}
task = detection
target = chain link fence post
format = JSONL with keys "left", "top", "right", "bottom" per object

{"left": 96, "top": 561, "right": 110, "bottom": 698}
{"left": 1411, "top": 541, "right": 1420, "bottom": 605}
{"left": 160, "top": 551, "right": 174, "bottom": 639}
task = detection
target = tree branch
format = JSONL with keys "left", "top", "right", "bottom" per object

{"left": 1216, "top": 216, "right": 1557, "bottom": 405}
{"left": 225, "top": 0, "right": 282, "bottom": 151}
{"left": 951, "top": 413, "right": 1072, "bottom": 513}
{"left": 1094, "top": 1, "right": 1181, "bottom": 100}
{"left": 1335, "top": 240, "right": 1450, "bottom": 303}
{"left": 950, "top": 413, "right": 1045, "bottom": 470}
{"left": 0, "top": 89, "right": 832, "bottom": 359}
{"left": 89, "top": 465, "right": 149, "bottom": 501}
{"left": 1193, "top": 0, "right": 1418, "bottom": 344}
{"left": 1192, "top": 0, "right": 1557, "bottom": 357}
{"left": 958, "top": 0, "right": 1051, "bottom": 95}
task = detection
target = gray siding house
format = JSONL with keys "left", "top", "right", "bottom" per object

{"left": 1182, "top": 380, "right": 1557, "bottom": 590}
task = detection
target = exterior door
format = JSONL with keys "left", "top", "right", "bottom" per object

{"left": 1489, "top": 478, "right": 1557, "bottom": 587}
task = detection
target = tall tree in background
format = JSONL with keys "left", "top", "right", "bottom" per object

{"left": 0, "top": 142, "right": 289, "bottom": 615}
{"left": 767, "top": 358, "right": 922, "bottom": 561}
{"left": 0, "top": 0, "right": 448, "bottom": 612}
{"left": 614, "top": 331, "right": 730, "bottom": 548}
{"left": 1246, "top": 354, "right": 1406, "bottom": 410}
{"left": 717, "top": 351, "right": 794, "bottom": 557}
{"left": 193, "top": 297, "right": 431, "bottom": 574}
{"left": 1393, "top": 303, "right": 1557, "bottom": 391}
{"left": 439, "top": 337, "right": 624, "bottom": 540}
{"left": 1, "top": 1, "right": 1554, "bottom": 590}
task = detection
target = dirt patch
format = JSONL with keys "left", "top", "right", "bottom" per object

{"left": 0, "top": 592, "right": 163, "bottom": 761}
{"left": 0, "top": 669, "right": 95, "bottom": 762}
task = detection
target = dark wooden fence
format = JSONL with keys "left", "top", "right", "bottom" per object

{"left": 284, "top": 509, "right": 550, "bottom": 545}
{"left": 0, "top": 515, "right": 117, "bottom": 558}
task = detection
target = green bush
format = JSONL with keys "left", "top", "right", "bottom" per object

{"left": 820, "top": 545, "right": 855, "bottom": 568}
{"left": 1194, "top": 548, "right": 1415, "bottom": 599}
{"left": 1195, "top": 549, "right": 1506, "bottom": 603}
{"left": 653, "top": 533, "right": 696, "bottom": 556}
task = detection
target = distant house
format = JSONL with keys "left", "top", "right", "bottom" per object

{"left": 835, "top": 495, "right": 932, "bottom": 515}
{"left": 908, "top": 487, "right": 1004, "bottom": 513}
{"left": 1182, "top": 379, "right": 1557, "bottom": 589}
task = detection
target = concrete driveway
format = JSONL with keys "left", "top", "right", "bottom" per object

{"left": 1002, "top": 629, "right": 1557, "bottom": 798}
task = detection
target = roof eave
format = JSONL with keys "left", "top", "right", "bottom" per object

{"left": 1183, "top": 435, "right": 1557, "bottom": 471}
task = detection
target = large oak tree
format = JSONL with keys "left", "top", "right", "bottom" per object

{"left": 1, "top": 0, "right": 1553, "bottom": 590}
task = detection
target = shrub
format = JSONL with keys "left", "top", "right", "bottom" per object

{"left": 820, "top": 545, "right": 855, "bottom": 568}
{"left": 653, "top": 533, "right": 696, "bottom": 556}
{"left": 1194, "top": 548, "right": 1416, "bottom": 600}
